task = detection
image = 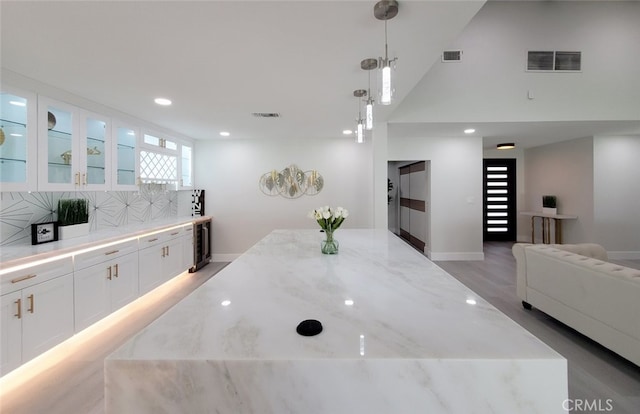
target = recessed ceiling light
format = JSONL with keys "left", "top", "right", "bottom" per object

{"left": 154, "top": 97, "right": 172, "bottom": 106}
{"left": 464, "top": 128, "right": 476, "bottom": 134}
{"left": 219, "top": 131, "right": 230, "bottom": 137}
{"left": 466, "top": 299, "right": 477, "bottom": 305}
{"left": 343, "top": 129, "right": 353, "bottom": 135}
{"left": 9, "top": 100, "right": 26, "bottom": 107}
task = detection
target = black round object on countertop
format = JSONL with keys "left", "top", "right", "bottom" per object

{"left": 296, "top": 319, "right": 323, "bottom": 336}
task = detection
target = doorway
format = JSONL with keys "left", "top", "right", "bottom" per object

{"left": 483, "top": 158, "right": 516, "bottom": 241}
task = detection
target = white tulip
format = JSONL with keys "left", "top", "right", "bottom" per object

{"left": 315, "top": 212, "right": 322, "bottom": 220}
{"left": 322, "top": 210, "right": 331, "bottom": 219}
{"left": 342, "top": 209, "right": 349, "bottom": 218}
{"left": 334, "top": 210, "right": 342, "bottom": 218}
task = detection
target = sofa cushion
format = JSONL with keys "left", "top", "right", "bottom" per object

{"left": 524, "top": 245, "right": 640, "bottom": 342}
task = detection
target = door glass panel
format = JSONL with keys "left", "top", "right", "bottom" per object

{"left": 117, "top": 127, "right": 136, "bottom": 186}
{"left": 0, "top": 93, "right": 28, "bottom": 183}
{"left": 85, "top": 117, "right": 106, "bottom": 185}
{"left": 181, "top": 145, "right": 192, "bottom": 187}
{"left": 165, "top": 139, "right": 177, "bottom": 151}
{"left": 47, "top": 106, "right": 73, "bottom": 184}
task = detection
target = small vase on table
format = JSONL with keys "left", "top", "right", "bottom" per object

{"left": 321, "top": 229, "right": 339, "bottom": 255}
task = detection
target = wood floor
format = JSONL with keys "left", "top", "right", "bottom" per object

{"left": 436, "top": 242, "right": 640, "bottom": 414}
{"left": 1, "top": 245, "right": 639, "bottom": 413}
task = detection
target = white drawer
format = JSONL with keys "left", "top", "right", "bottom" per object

{"left": 139, "top": 227, "right": 183, "bottom": 249}
{"left": 1, "top": 256, "right": 74, "bottom": 295}
{"left": 74, "top": 239, "right": 139, "bottom": 271}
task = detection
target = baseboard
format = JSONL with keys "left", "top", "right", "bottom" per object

{"left": 212, "top": 253, "right": 240, "bottom": 262}
{"left": 607, "top": 251, "right": 640, "bottom": 260}
{"left": 430, "top": 252, "right": 485, "bottom": 261}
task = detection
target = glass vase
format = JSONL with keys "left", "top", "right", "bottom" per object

{"left": 321, "top": 231, "right": 339, "bottom": 254}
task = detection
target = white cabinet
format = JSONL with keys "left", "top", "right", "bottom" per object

{"left": 138, "top": 228, "right": 186, "bottom": 295}
{"left": 0, "top": 257, "right": 74, "bottom": 375}
{"left": 112, "top": 121, "right": 140, "bottom": 190}
{"left": 37, "top": 97, "right": 111, "bottom": 191}
{"left": 74, "top": 240, "right": 139, "bottom": 331}
{"left": 182, "top": 224, "right": 195, "bottom": 271}
{"left": 0, "top": 291, "right": 22, "bottom": 375}
{"left": 0, "top": 86, "right": 38, "bottom": 192}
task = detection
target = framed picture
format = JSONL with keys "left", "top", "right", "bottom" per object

{"left": 31, "top": 221, "right": 59, "bottom": 245}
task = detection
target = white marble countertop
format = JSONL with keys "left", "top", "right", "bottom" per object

{"left": 111, "top": 229, "right": 560, "bottom": 360}
{"left": 106, "top": 229, "right": 567, "bottom": 413}
{"left": 0, "top": 216, "right": 210, "bottom": 271}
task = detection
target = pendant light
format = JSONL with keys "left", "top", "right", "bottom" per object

{"left": 374, "top": 1, "right": 399, "bottom": 106}
{"left": 353, "top": 89, "right": 367, "bottom": 143}
{"left": 361, "top": 58, "right": 378, "bottom": 130}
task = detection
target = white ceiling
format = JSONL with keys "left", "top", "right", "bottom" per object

{"left": 2, "top": 0, "right": 637, "bottom": 149}
{"left": 0, "top": 0, "right": 483, "bottom": 141}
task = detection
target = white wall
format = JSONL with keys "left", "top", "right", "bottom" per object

{"left": 194, "top": 137, "right": 373, "bottom": 260}
{"left": 593, "top": 135, "right": 640, "bottom": 258}
{"left": 392, "top": 1, "right": 640, "bottom": 124}
{"left": 524, "top": 137, "right": 594, "bottom": 244}
{"left": 388, "top": 134, "right": 483, "bottom": 260}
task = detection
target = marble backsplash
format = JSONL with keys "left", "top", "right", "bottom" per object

{"left": 0, "top": 190, "right": 183, "bottom": 246}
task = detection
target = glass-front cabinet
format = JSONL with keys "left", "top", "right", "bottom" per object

{"left": 180, "top": 143, "right": 193, "bottom": 189}
{"left": 81, "top": 111, "right": 111, "bottom": 190}
{"left": 37, "top": 98, "right": 110, "bottom": 191}
{"left": 0, "top": 87, "right": 37, "bottom": 191}
{"left": 112, "top": 121, "right": 140, "bottom": 190}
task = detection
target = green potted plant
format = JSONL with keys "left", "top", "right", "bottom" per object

{"left": 542, "top": 195, "right": 557, "bottom": 215}
{"left": 57, "top": 198, "right": 90, "bottom": 239}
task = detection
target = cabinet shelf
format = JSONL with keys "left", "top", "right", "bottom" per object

{"left": 87, "top": 136, "right": 106, "bottom": 143}
{"left": 0, "top": 157, "right": 27, "bottom": 164}
{"left": 0, "top": 118, "right": 27, "bottom": 128}
{"left": 118, "top": 168, "right": 135, "bottom": 173}
{"left": 117, "top": 143, "right": 135, "bottom": 150}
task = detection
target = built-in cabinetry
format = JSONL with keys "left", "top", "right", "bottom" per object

{"left": 0, "top": 218, "right": 208, "bottom": 376}
{"left": 0, "top": 86, "right": 38, "bottom": 191}
{"left": 74, "top": 239, "right": 139, "bottom": 331}
{"left": 112, "top": 122, "right": 140, "bottom": 191}
{"left": 0, "top": 257, "right": 74, "bottom": 375}
{"left": 1, "top": 85, "right": 194, "bottom": 192}
{"left": 37, "top": 98, "right": 113, "bottom": 191}
{"left": 138, "top": 226, "right": 187, "bottom": 295}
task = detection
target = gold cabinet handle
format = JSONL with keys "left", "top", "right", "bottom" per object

{"left": 148, "top": 238, "right": 158, "bottom": 243}
{"left": 82, "top": 173, "right": 87, "bottom": 185}
{"left": 166, "top": 245, "right": 169, "bottom": 256}
{"left": 107, "top": 266, "right": 112, "bottom": 280}
{"left": 161, "top": 246, "right": 166, "bottom": 257}
{"left": 170, "top": 232, "right": 179, "bottom": 236}
{"left": 114, "top": 264, "right": 119, "bottom": 278}
{"left": 11, "top": 274, "right": 36, "bottom": 284}
{"left": 75, "top": 172, "right": 80, "bottom": 186}
{"left": 15, "top": 299, "right": 22, "bottom": 319}
{"left": 27, "top": 294, "right": 34, "bottom": 314}
{"left": 105, "top": 250, "right": 120, "bottom": 256}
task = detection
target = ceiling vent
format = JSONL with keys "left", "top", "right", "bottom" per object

{"left": 442, "top": 50, "right": 462, "bottom": 62}
{"left": 527, "top": 51, "right": 581, "bottom": 72}
{"left": 252, "top": 112, "right": 281, "bottom": 118}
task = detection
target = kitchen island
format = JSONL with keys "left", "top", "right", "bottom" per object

{"left": 105, "top": 229, "right": 567, "bottom": 413}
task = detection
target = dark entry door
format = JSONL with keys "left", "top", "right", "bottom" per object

{"left": 483, "top": 158, "right": 516, "bottom": 241}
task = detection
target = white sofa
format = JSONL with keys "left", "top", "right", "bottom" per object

{"left": 513, "top": 243, "right": 640, "bottom": 367}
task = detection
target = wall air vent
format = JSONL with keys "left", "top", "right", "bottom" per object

{"left": 527, "top": 51, "right": 581, "bottom": 72}
{"left": 252, "top": 112, "right": 281, "bottom": 118}
{"left": 442, "top": 50, "right": 462, "bottom": 62}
